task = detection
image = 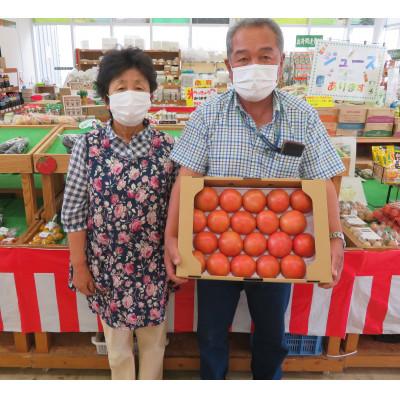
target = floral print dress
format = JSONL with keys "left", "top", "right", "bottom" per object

{"left": 62, "top": 123, "right": 177, "bottom": 329}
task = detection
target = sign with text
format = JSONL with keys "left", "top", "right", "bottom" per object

{"left": 296, "top": 35, "right": 323, "bottom": 48}
{"left": 306, "top": 96, "right": 334, "bottom": 108}
{"left": 308, "top": 40, "right": 386, "bottom": 102}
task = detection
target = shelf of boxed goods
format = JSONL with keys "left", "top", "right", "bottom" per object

{"left": 0, "top": 86, "right": 19, "bottom": 94}
{"left": 356, "top": 137, "right": 400, "bottom": 168}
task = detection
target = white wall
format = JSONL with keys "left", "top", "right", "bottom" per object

{"left": 0, "top": 18, "right": 36, "bottom": 86}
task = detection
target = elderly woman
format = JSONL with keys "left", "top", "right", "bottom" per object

{"left": 61, "top": 47, "right": 177, "bottom": 380}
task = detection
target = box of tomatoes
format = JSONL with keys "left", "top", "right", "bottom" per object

{"left": 177, "top": 177, "right": 332, "bottom": 284}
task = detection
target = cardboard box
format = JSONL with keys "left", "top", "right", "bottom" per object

{"left": 373, "top": 163, "right": 400, "bottom": 185}
{"left": 394, "top": 118, "right": 400, "bottom": 137}
{"left": 336, "top": 129, "right": 360, "bottom": 137}
{"left": 363, "top": 123, "right": 394, "bottom": 137}
{"left": 338, "top": 105, "right": 367, "bottom": 124}
{"left": 323, "top": 122, "right": 337, "bottom": 136}
{"left": 366, "top": 107, "right": 395, "bottom": 123}
{"left": 0, "top": 57, "right": 6, "bottom": 69}
{"left": 177, "top": 177, "right": 332, "bottom": 284}
{"left": 316, "top": 107, "right": 338, "bottom": 123}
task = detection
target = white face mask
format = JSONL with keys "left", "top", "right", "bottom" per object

{"left": 109, "top": 90, "right": 151, "bottom": 126}
{"left": 232, "top": 64, "right": 279, "bottom": 102}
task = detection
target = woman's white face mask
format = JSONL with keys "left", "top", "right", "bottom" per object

{"left": 232, "top": 64, "right": 279, "bottom": 102}
{"left": 109, "top": 90, "right": 151, "bottom": 127}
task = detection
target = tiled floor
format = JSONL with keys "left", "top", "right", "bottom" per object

{"left": 0, "top": 368, "right": 399, "bottom": 380}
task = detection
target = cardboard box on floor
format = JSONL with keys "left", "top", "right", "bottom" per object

{"left": 177, "top": 176, "right": 332, "bottom": 284}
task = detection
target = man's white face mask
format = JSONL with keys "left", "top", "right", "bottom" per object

{"left": 232, "top": 64, "right": 279, "bottom": 102}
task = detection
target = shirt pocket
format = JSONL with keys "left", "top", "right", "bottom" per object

{"left": 271, "top": 152, "right": 303, "bottom": 178}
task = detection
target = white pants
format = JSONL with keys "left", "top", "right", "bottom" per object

{"left": 101, "top": 319, "right": 168, "bottom": 380}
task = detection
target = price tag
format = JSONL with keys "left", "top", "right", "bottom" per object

{"left": 357, "top": 228, "right": 381, "bottom": 241}
{"left": 306, "top": 96, "right": 334, "bottom": 108}
{"left": 39, "top": 231, "right": 52, "bottom": 239}
{"left": 345, "top": 216, "right": 367, "bottom": 227}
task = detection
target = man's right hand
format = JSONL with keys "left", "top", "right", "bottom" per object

{"left": 164, "top": 236, "right": 188, "bottom": 286}
{"left": 72, "top": 263, "right": 96, "bottom": 296}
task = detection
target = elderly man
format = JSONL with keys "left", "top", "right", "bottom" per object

{"left": 164, "top": 18, "right": 345, "bottom": 380}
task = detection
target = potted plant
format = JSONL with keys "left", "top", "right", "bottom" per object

{"left": 77, "top": 90, "right": 88, "bottom": 105}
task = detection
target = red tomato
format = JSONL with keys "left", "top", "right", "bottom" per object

{"left": 243, "top": 189, "right": 266, "bottom": 213}
{"left": 256, "top": 210, "right": 280, "bottom": 234}
{"left": 267, "top": 189, "right": 290, "bottom": 213}
{"left": 293, "top": 233, "right": 315, "bottom": 258}
{"left": 244, "top": 232, "right": 267, "bottom": 256}
{"left": 257, "top": 255, "right": 280, "bottom": 278}
{"left": 207, "top": 210, "right": 230, "bottom": 233}
{"left": 194, "top": 187, "right": 219, "bottom": 212}
{"left": 268, "top": 232, "right": 292, "bottom": 258}
{"left": 219, "top": 189, "right": 242, "bottom": 212}
{"left": 193, "top": 232, "right": 218, "bottom": 254}
{"left": 281, "top": 255, "right": 306, "bottom": 279}
{"left": 290, "top": 190, "right": 313, "bottom": 213}
{"left": 193, "top": 250, "right": 206, "bottom": 273}
{"left": 206, "top": 253, "right": 230, "bottom": 276}
{"left": 279, "top": 210, "right": 307, "bottom": 235}
{"left": 231, "top": 211, "right": 256, "bottom": 234}
{"left": 390, "top": 208, "right": 400, "bottom": 218}
{"left": 231, "top": 255, "right": 256, "bottom": 278}
{"left": 193, "top": 209, "right": 207, "bottom": 233}
{"left": 218, "top": 231, "right": 243, "bottom": 256}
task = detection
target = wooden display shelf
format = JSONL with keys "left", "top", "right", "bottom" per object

{"left": 357, "top": 137, "right": 400, "bottom": 144}
{"left": 0, "top": 332, "right": 343, "bottom": 372}
{"left": 0, "top": 86, "right": 19, "bottom": 93}
{"left": 342, "top": 224, "right": 398, "bottom": 250}
{"left": 0, "top": 125, "right": 59, "bottom": 173}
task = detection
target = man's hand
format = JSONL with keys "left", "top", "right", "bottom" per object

{"left": 319, "top": 238, "right": 344, "bottom": 289}
{"left": 72, "top": 263, "right": 96, "bottom": 296}
{"left": 164, "top": 236, "right": 188, "bottom": 286}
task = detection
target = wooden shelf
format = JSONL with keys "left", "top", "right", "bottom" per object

{"left": 0, "top": 86, "right": 19, "bottom": 93}
{"left": 357, "top": 137, "right": 400, "bottom": 143}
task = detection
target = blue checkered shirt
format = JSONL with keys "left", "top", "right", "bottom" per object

{"left": 170, "top": 89, "right": 345, "bottom": 179}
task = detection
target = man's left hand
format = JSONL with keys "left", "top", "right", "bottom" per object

{"left": 319, "top": 238, "right": 344, "bottom": 289}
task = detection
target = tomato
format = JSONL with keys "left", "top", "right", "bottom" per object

{"left": 193, "top": 232, "right": 218, "bottom": 254}
{"left": 244, "top": 232, "right": 267, "bottom": 256}
{"left": 193, "top": 250, "right": 206, "bottom": 273}
{"left": 218, "top": 231, "right": 243, "bottom": 256}
{"left": 193, "top": 209, "right": 207, "bottom": 233}
{"left": 390, "top": 208, "right": 400, "bottom": 218}
{"left": 206, "top": 253, "right": 230, "bottom": 276}
{"left": 266, "top": 189, "right": 290, "bottom": 213}
{"left": 267, "top": 232, "right": 292, "bottom": 258}
{"left": 281, "top": 255, "right": 306, "bottom": 279}
{"left": 279, "top": 210, "right": 307, "bottom": 235}
{"left": 207, "top": 210, "right": 230, "bottom": 233}
{"left": 194, "top": 187, "right": 219, "bottom": 212}
{"left": 231, "top": 255, "right": 256, "bottom": 277}
{"left": 219, "top": 189, "right": 242, "bottom": 212}
{"left": 290, "top": 190, "right": 313, "bottom": 213}
{"left": 256, "top": 210, "right": 279, "bottom": 234}
{"left": 257, "top": 255, "right": 280, "bottom": 278}
{"left": 293, "top": 233, "right": 315, "bottom": 258}
{"left": 243, "top": 189, "right": 266, "bottom": 213}
{"left": 231, "top": 211, "right": 256, "bottom": 234}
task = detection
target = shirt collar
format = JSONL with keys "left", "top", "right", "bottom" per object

{"left": 233, "top": 88, "right": 281, "bottom": 122}
{"left": 105, "top": 120, "right": 152, "bottom": 143}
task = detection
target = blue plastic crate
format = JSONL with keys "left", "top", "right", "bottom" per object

{"left": 285, "top": 334, "right": 323, "bottom": 356}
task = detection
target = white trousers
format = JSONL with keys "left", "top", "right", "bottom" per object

{"left": 101, "top": 319, "right": 168, "bottom": 380}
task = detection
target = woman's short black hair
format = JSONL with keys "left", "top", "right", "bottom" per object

{"left": 95, "top": 47, "right": 158, "bottom": 101}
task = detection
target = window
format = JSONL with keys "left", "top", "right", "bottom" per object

{"left": 384, "top": 28, "right": 400, "bottom": 50}
{"left": 309, "top": 27, "right": 346, "bottom": 41}
{"left": 33, "top": 25, "right": 74, "bottom": 86}
{"left": 281, "top": 27, "right": 308, "bottom": 53}
{"left": 73, "top": 25, "right": 111, "bottom": 49}
{"left": 192, "top": 26, "right": 229, "bottom": 52}
{"left": 349, "top": 27, "right": 374, "bottom": 44}
{"left": 113, "top": 26, "right": 151, "bottom": 49}
{"left": 152, "top": 25, "right": 190, "bottom": 50}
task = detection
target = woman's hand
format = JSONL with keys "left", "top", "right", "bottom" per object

{"left": 164, "top": 236, "right": 188, "bottom": 286}
{"left": 72, "top": 263, "right": 96, "bottom": 296}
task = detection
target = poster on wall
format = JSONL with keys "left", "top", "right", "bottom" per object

{"left": 308, "top": 40, "right": 386, "bottom": 102}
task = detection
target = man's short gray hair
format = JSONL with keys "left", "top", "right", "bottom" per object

{"left": 226, "top": 18, "right": 284, "bottom": 59}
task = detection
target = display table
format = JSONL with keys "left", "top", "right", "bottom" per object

{"left": 1, "top": 246, "right": 400, "bottom": 372}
